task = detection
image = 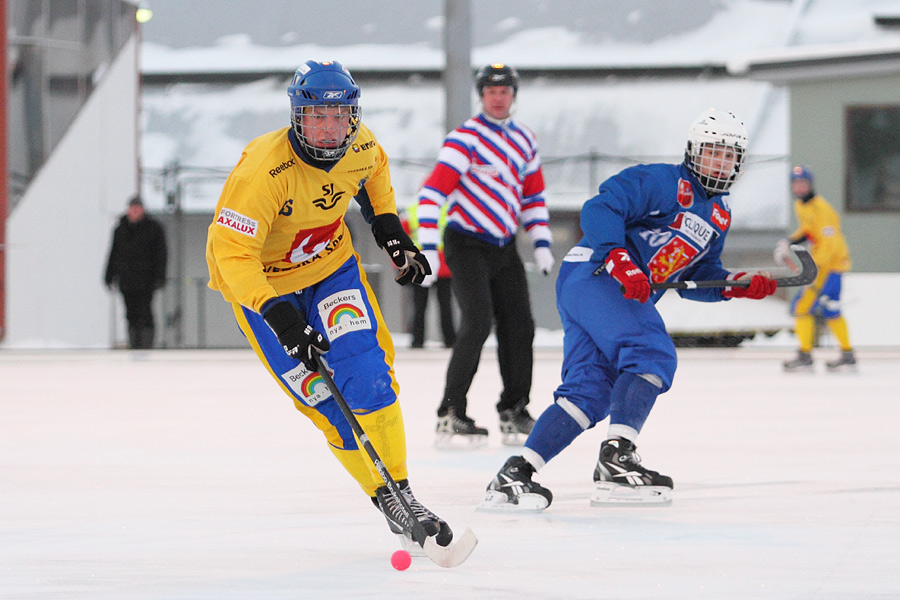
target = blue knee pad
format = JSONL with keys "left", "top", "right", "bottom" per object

{"left": 524, "top": 402, "right": 588, "bottom": 465}
{"left": 609, "top": 372, "right": 661, "bottom": 433}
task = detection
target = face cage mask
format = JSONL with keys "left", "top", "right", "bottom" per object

{"left": 686, "top": 142, "right": 744, "bottom": 195}
{"left": 291, "top": 105, "right": 361, "bottom": 164}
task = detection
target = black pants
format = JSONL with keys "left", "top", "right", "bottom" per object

{"left": 411, "top": 278, "right": 456, "bottom": 348}
{"left": 438, "top": 228, "right": 534, "bottom": 418}
{"left": 122, "top": 289, "right": 156, "bottom": 349}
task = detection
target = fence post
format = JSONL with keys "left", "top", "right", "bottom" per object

{"left": 588, "top": 147, "right": 598, "bottom": 196}
{"left": 196, "top": 277, "right": 206, "bottom": 349}
{"left": 164, "top": 160, "right": 185, "bottom": 348}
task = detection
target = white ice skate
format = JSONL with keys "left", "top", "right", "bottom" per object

{"left": 590, "top": 481, "right": 673, "bottom": 506}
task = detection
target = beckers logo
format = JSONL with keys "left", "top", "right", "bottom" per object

{"left": 318, "top": 290, "right": 371, "bottom": 340}
{"left": 283, "top": 364, "right": 332, "bottom": 407}
{"left": 711, "top": 203, "right": 731, "bottom": 231}
{"left": 215, "top": 208, "right": 258, "bottom": 237}
{"left": 677, "top": 178, "right": 694, "bottom": 208}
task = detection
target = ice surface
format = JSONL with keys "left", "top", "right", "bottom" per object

{"left": 2, "top": 348, "right": 899, "bottom": 599}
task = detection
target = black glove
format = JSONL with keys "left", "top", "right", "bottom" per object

{"left": 262, "top": 300, "right": 330, "bottom": 371}
{"left": 371, "top": 213, "right": 432, "bottom": 286}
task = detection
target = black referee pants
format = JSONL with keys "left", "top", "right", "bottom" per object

{"left": 438, "top": 228, "right": 534, "bottom": 418}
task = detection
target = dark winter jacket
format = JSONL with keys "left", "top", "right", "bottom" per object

{"left": 104, "top": 215, "right": 168, "bottom": 292}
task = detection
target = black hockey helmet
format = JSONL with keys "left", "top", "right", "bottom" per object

{"left": 475, "top": 63, "right": 519, "bottom": 96}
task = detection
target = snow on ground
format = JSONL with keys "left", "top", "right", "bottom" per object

{"left": 1, "top": 348, "right": 899, "bottom": 599}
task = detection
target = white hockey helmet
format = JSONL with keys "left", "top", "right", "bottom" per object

{"left": 684, "top": 108, "right": 748, "bottom": 195}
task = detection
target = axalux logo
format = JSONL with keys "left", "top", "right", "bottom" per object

{"left": 216, "top": 208, "right": 258, "bottom": 237}
{"left": 323, "top": 91, "right": 344, "bottom": 99}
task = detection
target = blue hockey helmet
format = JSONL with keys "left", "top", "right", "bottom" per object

{"left": 287, "top": 60, "right": 361, "bottom": 164}
{"left": 791, "top": 165, "right": 814, "bottom": 182}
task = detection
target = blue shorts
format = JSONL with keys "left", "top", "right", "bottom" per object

{"left": 791, "top": 271, "right": 844, "bottom": 319}
{"left": 234, "top": 255, "right": 397, "bottom": 450}
{"left": 552, "top": 261, "right": 677, "bottom": 425}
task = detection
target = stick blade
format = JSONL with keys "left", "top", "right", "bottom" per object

{"left": 422, "top": 527, "right": 478, "bottom": 568}
{"left": 775, "top": 247, "right": 817, "bottom": 288}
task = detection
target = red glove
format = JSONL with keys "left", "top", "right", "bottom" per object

{"left": 722, "top": 271, "right": 778, "bottom": 299}
{"left": 605, "top": 248, "right": 651, "bottom": 303}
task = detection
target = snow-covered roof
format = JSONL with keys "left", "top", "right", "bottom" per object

{"left": 728, "top": 37, "right": 900, "bottom": 81}
{"left": 141, "top": 0, "right": 899, "bottom": 74}
{"left": 138, "top": 0, "right": 898, "bottom": 229}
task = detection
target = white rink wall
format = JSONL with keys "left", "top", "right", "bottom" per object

{"left": 2, "top": 38, "right": 139, "bottom": 350}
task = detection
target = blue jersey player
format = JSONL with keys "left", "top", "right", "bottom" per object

{"left": 481, "top": 108, "right": 778, "bottom": 510}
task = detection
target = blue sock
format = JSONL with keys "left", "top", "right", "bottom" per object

{"left": 608, "top": 372, "right": 660, "bottom": 433}
{"left": 525, "top": 403, "right": 586, "bottom": 465}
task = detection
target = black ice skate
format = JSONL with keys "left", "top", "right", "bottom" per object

{"left": 478, "top": 456, "right": 553, "bottom": 512}
{"left": 826, "top": 350, "right": 857, "bottom": 372}
{"left": 374, "top": 479, "right": 453, "bottom": 553}
{"left": 783, "top": 351, "right": 814, "bottom": 372}
{"left": 591, "top": 437, "right": 673, "bottom": 506}
{"left": 435, "top": 409, "right": 488, "bottom": 449}
{"left": 498, "top": 400, "right": 535, "bottom": 446}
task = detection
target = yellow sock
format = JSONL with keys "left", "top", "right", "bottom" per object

{"left": 329, "top": 444, "right": 381, "bottom": 497}
{"left": 328, "top": 401, "right": 409, "bottom": 497}
{"left": 356, "top": 401, "right": 409, "bottom": 487}
{"left": 795, "top": 315, "right": 816, "bottom": 353}
{"left": 826, "top": 316, "right": 852, "bottom": 352}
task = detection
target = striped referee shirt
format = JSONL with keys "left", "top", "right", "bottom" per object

{"left": 416, "top": 113, "right": 552, "bottom": 251}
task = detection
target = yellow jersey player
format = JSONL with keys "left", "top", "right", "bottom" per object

{"left": 778, "top": 165, "right": 856, "bottom": 372}
{"left": 206, "top": 60, "right": 452, "bottom": 551}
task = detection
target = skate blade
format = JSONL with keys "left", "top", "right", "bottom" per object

{"left": 783, "top": 364, "right": 814, "bottom": 373}
{"left": 590, "top": 482, "right": 672, "bottom": 507}
{"left": 476, "top": 489, "right": 549, "bottom": 512}
{"left": 826, "top": 364, "right": 858, "bottom": 373}
{"left": 396, "top": 533, "right": 427, "bottom": 557}
{"left": 422, "top": 527, "right": 478, "bottom": 568}
{"left": 434, "top": 433, "right": 488, "bottom": 450}
{"left": 500, "top": 431, "right": 528, "bottom": 446}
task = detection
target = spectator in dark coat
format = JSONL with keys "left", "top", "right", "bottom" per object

{"left": 104, "top": 196, "right": 168, "bottom": 348}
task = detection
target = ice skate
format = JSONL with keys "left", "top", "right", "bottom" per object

{"left": 591, "top": 438, "right": 673, "bottom": 506}
{"left": 375, "top": 479, "right": 453, "bottom": 550}
{"left": 498, "top": 400, "right": 535, "bottom": 446}
{"left": 826, "top": 350, "right": 857, "bottom": 372}
{"left": 783, "top": 351, "right": 814, "bottom": 373}
{"left": 434, "top": 409, "right": 488, "bottom": 450}
{"left": 478, "top": 456, "right": 552, "bottom": 512}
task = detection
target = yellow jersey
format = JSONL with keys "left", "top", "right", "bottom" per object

{"left": 790, "top": 194, "right": 851, "bottom": 273}
{"left": 206, "top": 124, "right": 397, "bottom": 312}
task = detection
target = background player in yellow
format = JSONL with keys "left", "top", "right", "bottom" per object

{"left": 778, "top": 165, "right": 857, "bottom": 372}
{"left": 205, "top": 60, "right": 452, "bottom": 551}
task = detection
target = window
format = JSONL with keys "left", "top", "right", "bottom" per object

{"left": 8, "top": 0, "right": 135, "bottom": 208}
{"left": 845, "top": 105, "right": 900, "bottom": 212}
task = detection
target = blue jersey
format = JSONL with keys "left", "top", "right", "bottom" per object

{"left": 576, "top": 162, "right": 733, "bottom": 303}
